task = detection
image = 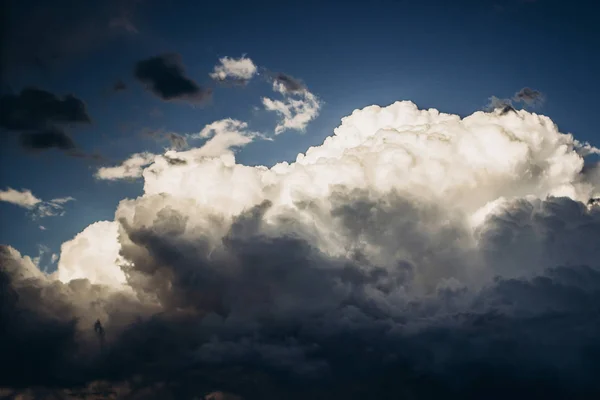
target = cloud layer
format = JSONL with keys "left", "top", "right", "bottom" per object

{"left": 2, "top": 101, "right": 600, "bottom": 398}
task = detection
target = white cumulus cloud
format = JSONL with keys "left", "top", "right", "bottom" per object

{"left": 210, "top": 55, "right": 258, "bottom": 83}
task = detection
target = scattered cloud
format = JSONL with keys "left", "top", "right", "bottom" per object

{"left": 113, "top": 80, "right": 127, "bottom": 92}
{"left": 189, "top": 118, "right": 262, "bottom": 157}
{"left": 486, "top": 87, "right": 545, "bottom": 113}
{"left": 3, "top": 101, "right": 600, "bottom": 397}
{"left": 134, "top": 53, "right": 213, "bottom": 103}
{"left": 143, "top": 128, "right": 188, "bottom": 150}
{"left": 18, "top": 129, "right": 77, "bottom": 150}
{"left": 0, "top": 87, "right": 91, "bottom": 152}
{"left": 262, "top": 91, "right": 321, "bottom": 134}
{"left": 95, "top": 152, "right": 156, "bottom": 181}
{"left": 0, "top": 188, "right": 42, "bottom": 208}
{"left": 0, "top": 187, "right": 75, "bottom": 219}
{"left": 485, "top": 95, "right": 516, "bottom": 114}
{"left": 5, "top": 0, "right": 145, "bottom": 67}
{"left": 513, "top": 86, "right": 545, "bottom": 106}
{"left": 271, "top": 72, "right": 305, "bottom": 94}
{"left": 262, "top": 73, "right": 321, "bottom": 134}
{"left": 210, "top": 55, "right": 258, "bottom": 84}
{"left": 0, "top": 88, "right": 91, "bottom": 130}
{"left": 98, "top": 119, "right": 263, "bottom": 181}
{"left": 2, "top": 0, "right": 144, "bottom": 73}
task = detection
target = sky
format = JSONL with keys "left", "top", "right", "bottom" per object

{"left": 1, "top": 0, "right": 600, "bottom": 398}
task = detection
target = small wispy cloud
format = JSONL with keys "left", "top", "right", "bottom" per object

{"left": 485, "top": 87, "right": 545, "bottom": 113}
{"left": 262, "top": 73, "right": 321, "bottom": 134}
{"left": 95, "top": 152, "right": 157, "bottom": 181}
{"left": 0, "top": 187, "right": 75, "bottom": 219}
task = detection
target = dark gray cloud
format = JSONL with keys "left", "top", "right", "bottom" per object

{"left": 141, "top": 128, "right": 189, "bottom": 151}
{"left": 486, "top": 87, "right": 545, "bottom": 113}
{"left": 18, "top": 129, "right": 77, "bottom": 151}
{"left": 0, "top": 87, "right": 91, "bottom": 152}
{"left": 0, "top": 87, "right": 91, "bottom": 131}
{"left": 485, "top": 95, "right": 517, "bottom": 114}
{"left": 2, "top": 0, "right": 143, "bottom": 73}
{"left": 513, "top": 87, "right": 545, "bottom": 106}
{"left": 272, "top": 73, "right": 305, "bottom": 94}
{"left": 2, "top": 191, "right": 600, "bottom": 398}
{"left": 134, "top": 54, "right": 213, "bottom": 103}
{"left": 113, "top": 80, "right": 127, "bottom": 92}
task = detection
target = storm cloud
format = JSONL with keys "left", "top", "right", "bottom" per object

{"left": 2, "top": 101, "right": 600, "bottom": 398}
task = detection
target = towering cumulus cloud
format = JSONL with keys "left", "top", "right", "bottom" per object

{"left": 2, "top": 102, "right": 600, "bottom": 398}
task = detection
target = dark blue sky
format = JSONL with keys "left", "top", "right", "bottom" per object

{"left": 1, "top": 0, "right": 599, "bottom": 261}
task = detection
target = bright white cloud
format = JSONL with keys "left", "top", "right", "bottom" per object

{"left": 262, "top": 86, "right": 321, "bottom": 134}
{"left": 209, "top": 55, "right": 258, "bottom": 82}
{"left": 0, "top": 187, "right": 41, "bottom": 208}
{"left": 96, "top": 120, "right": 263, "bottom": 182}
{"left": 54, "top": 221, "right": 128, "bottom": 288}
{"left": 57, "top": 101, "right": 600, "bottom": 293}
{"left": 189, "top": 118, "right": 260, "bottom": 157}
{"left": 95, "top": 152, "right": 157, "bottom": 181}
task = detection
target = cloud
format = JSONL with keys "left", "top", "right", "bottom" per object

{"left": 0, "top": 88, "right": 91, "bottom": 130}
{"left": 262, "top": 75, "right": 321, "bottom": 134}
{"left": 113, "top": 80, "right": 127, "bottom": 92}
{"left": 485, "top": 95, "right": 516, "bottom": 114}
{"left": 95, "top": 152, "right": 156, "bottom": 181}
{"left": 0, "top": 188, "right": 41, "bottom": 208}
{"left": 99, "top": 119, "right": 262, "bottom": 181}
{"left": 3, "top": 101, "right": 600, "bottom": 397}
{"left": 134, "top": 54, "right": 212, "bottom": 103}
{"left": 188, "top": 118, "right": 262, "bottom": 157}
{"left": 0, "top": 87, "right": 91, "bottom": 152}
{"left": 143, "top": 129, "right": 188, "bottom": 150}
{"left": 271, "top": 72, "right": 305, "bottom": 94}
{"left": 210, "top": 55, "right": 258, "bottom": 84}
{"left": 513, "top": 87, "right": 545, "bottom": 107}
{"left": 2, "top": 0, "right": 143, "bottom": 72}
{"left": 486, "top": 87, "right": 545, "bottom": 113}
{"left": 0, "top": 188, "right": 75, "bottom": 219}
{"left": 30, "top": 197, "right": 75, "bottom": 219}
{"left": 18, "top": 129, "right": 77, "bottom": 150}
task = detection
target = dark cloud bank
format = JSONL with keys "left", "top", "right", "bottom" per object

{"left": 2, "top": 189, "right": 600, "bottom": 399}
{"left": 0, "top": 87, "right": 91, "bottom": 152}
{"left": 2, "top": 0, "right": 142, "bottom": 72}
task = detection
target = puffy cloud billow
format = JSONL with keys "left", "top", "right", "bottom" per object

{"left": 2, "top": 102, "right": 600, "bottom": 399}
